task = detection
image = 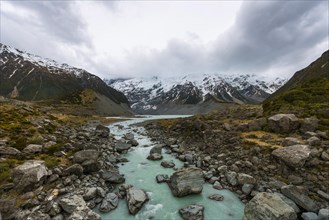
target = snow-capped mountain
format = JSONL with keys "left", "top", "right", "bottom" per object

{"left": 0, "top": 43, "right": 131, "bottom": 115}
{"left": 107, "top": 74, "right": 287, "bottom": 114}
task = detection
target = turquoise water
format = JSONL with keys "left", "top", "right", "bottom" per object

{"left": 98, "top": 115, "right": 244, "bottom": 220}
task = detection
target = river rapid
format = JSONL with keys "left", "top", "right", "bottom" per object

{"left": 99, "top": 115, "right": 244, "bottom": 220}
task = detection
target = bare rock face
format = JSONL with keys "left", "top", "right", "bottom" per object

{"left": 272, "top": 145, "right": 311, "bottom": 168}
{"left": 126, "top": 187, "right": 149, "bottom": 215}
{"left": 179, "top": 204, "right": 204, "bottom": 220}
{"left": 12, "top": 160, "right": 48, "bottom": 192}
{"left": 243, "top": 192, "right": 297, "bottom": 220}
{"left": 268, "top": 114, "right": 300, "bottom": 134}
{"left": 168, "top": 167, "right": 204, "bottom": 197}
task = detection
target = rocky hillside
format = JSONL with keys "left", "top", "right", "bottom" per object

{"left": 108, "top": 74, "right": 286, "bottom": 115}
{"left": 0, "top": 43, "right": 132, "bottom": 116}
{"left": 263, "top": 50, "right": 329, "bottom": 119}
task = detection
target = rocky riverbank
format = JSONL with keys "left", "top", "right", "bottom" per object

{"left": 142, "top": 107, "right": 329, "bottom": 219}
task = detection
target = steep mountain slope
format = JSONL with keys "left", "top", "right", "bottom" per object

{"left": 108, "top": 74, "right": 286, "bottom": 114}
{"left": 0, "top": 43, "right": 132, "bottom": 116}
{"left": 263, "top": 50, "right": 329, "bottom": 118}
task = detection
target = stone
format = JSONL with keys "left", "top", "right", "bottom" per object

{"left": 115, "top": 142, "right": 132, "bottom": 153}
{"left": 226, "top": 171, "right": 238, "bottom": 186}
{"left": 238, "top": 173, "right": 256, "bottom": 185}
{"left": 161, "top": 160, "right": 175, "bottom": 168}
{"left": 317, "top": 190, "right": 329, "bottom": 201}
{"left": 59, "top": 195, "right": 86, "bottom": 214}
{"left": 12, "top": 160, "right": 48, "bottom": 192}
{"left": 213, "top": 181, "right": 223, "bottom": 190}
{"left": 274, "top": 193, "right": 300, "bottom": 214}
{"left": 179, "top": 204, "right": 204, "bottom": 220}
{"left": 147, "top": 153, "right": 163, "bottom": 160}
{"left": 268, "top": 114, "right": 300, "bottom": 134}
{"left": 0, "top": 146, "right": 21, "bottom": 156}
{"left": 27, "top": 211, "right": 51, "bottom": 220}
{"left": 318, "top": 209, "right": 329, "bottom": 220}
{"left": 306, "top": 137, "right": 321, "bottom": 146}
{"left": 243, "top": 192, "right": 297, "bottom": 220}
{"left": 67, "top": 206, "right": 101, "bottom": 220}
{"left": 321, "top": 152, "right": 329, "bottom": 161}
{"left": 83, "top": 187, "right": 97, "bottom": 201}
{"left": 99, "top": 193, "right": 118, "bottom": 212}
{"left": 156, "top": 174, "right": 169, "bottom": 183}
{"left": 52, "top": 214, "right": 64, "bottom": 220}
{"left": 22, "top": 144, "right": 42, "bottom": 154}
{"left": 124, "top": 133, "right": 134, "bottom": 140}
{"left": 95, "top": 125, "right": 110, "bottom": 138}
{"left": 100, "top": 170, "right": 125, "bottom": 184}
{"left": 281, "top": 185, "right": 319, "bottom": 212}
{"left": 301, "top": 212, "right": 319, "bottom": 220}
{"left": 126, "top": 187, "right": 149, "bottom": 215}
{"left": 242, "top": 184, "right": 254, "bottom": 195}
{"left": 272, "top": 145, "right": 311, "bottom": 168}
{"left": 168, "top": 167, "right": 204, "bottom": 197}
{"left": 73, "top": 150, "right": 101, "bottom": 173}
{"left": 64, "top": 164, "right": 84, "bottom": 176}
{"left": 150, "top": 144, "right": 162, "bottom": 155}
{"left": 300, "top": 118, "right": 319, "bottom": 133}
{"left": 208, "top": 194, "right": 224, "bottom": 201}
{"left": 0, "top": 198, "right": 16, "bottom": 216}
{"left": 282, "top": 137, "right": 301, "bottom": 147}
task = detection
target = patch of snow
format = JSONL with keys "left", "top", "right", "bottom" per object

{"left": 9, "top": 68, "right": 18, "bottom": 78}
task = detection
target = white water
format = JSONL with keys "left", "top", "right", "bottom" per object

{"left": 98, "top": 115, "right": 244, "bottom": 220}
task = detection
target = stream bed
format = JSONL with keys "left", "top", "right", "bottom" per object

{"left": 98, "top": 115, "right": 244, "bottom": 220}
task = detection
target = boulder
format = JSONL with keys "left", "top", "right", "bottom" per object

{"left": 272, "top": 145, "right": 311, "bottom": 168}
{"left": 268, "top": 114, "right": 300, "bottom": 134}
{"left": 306, "top": 137, "right": 321, "bottom": 146}
{"left": 318, "top": 209, "right": 329, "bottom": 220}
{"left": 208, "top": 194, "right": 224, "bottom": 201}
{"left": 100, "top": 170, "right": 125, "bottom": 184}
{"left": 64, "top": 164, "right": 84, "bottom": 176}
{"left": 95, "top": 125, "right": 110, "bottom": 138}
{"left": 282, "top": 137, "right": 301, "bottom": 147}
{"left": 168, "top": 167, "right": 204, "bottom": 197}
{"left": 59, "top": 195, "right": 86, "bottom": 214}
{"left": 156, "top": 174, "right": 169, "bottom": 183}
{"left": 99, "top": 193, "right": 118, "bottom": 212}
{"left": 22, "top": 144, "right": 42, "bottom": 154}
{"left": 124, "top": 133, "right": 134, "bottom": 140}
{"left": 300, "top": 118, "right": 319, "bottom": 133}
{"left": 83, "top": 187, "right": 97, "bottom": 201}
{"left": 243, "top": 192, "right": 297, "bottom": 220}
{"left": 126, "top": 187, "right": 149, "bottom": 215}
{"left": 281, "top": 185, "right": 319, "bottom": 212}
{"left": 115, "top": 142, "right": 132, "bottom": 153}
{"left": 147, "top": 153, "right": 163, "bottom": 161}
{"left": 0, "top": 198, "right": 16, "bottom": 216}
{"left": 67, "top": 206, "right": 101, "bottom": 220}
{"left": 150, "top": 145, "right": 163, "bottom": 155}
{"left": 301, "top": 212, "right": 319, "bottom": 220}
{"left": 226, "top": 171, "right": 238, "bottom": 186}
{"left": 27, "top": 211, "right": 51, "bottom": 220}
{"left": 179, "top": 204, "right": 204, "bottom": 220}
{"left": 161, "top": 160, "right": 175, "bottom": 168}
{"left": 242, "top": 184, "right": 254, "bottom": 195}
{"left": 238, "top": 173, "right": 256, "bottom": 185}
{"left": 73, "top": 150, "right": 101, "bottom": 173}
{"left": 12, "top": 160, "right": 48, "bottom": 192}
{"left": 0, "top": 146, "right": 21, "bottom": 156}
{"left": 274, "top": 193, "right": 300, "bottom": 214}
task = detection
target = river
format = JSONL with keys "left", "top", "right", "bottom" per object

{"left": 98, "top": 115, "right": 244, "bottom": 220}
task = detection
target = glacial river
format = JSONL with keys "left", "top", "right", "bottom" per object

{"left": 99, "top": 115, "right": 244, "bottom": 220}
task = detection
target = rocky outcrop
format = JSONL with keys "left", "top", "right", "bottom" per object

{"left": 243, "top": 192, "right": 297, "bottom": 220}
{"left": 281, "top": 185, "right": 319, "bottom": 212}
{"left": 272, "top": 145, "right": 311, "bottom": 168}
{"left": 126, "top": 187, "right": 149, "bottom": 215}
{"left": 73, "top": 150, "right": 101, "bottom": 173}
{"left": 179, "top": 204, "right": 204, "bottom": 220}
{"left": 268, "top": 114, "right": 300, "bottom": 134}
{"left": 99, "top": 193, "right": 118, "bottom": 213}
{"left": 12, "top": 160, "right": 48, "bottom": 192}
{"left": 168, "top": 167, "right": 204, "bottom": 197}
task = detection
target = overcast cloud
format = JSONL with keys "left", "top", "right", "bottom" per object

{"left": 0, "top": 0, "right": 328, "bottom": 80}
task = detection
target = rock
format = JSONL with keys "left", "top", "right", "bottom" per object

{"left": 52, "top": 214, "right": 64, "bottom": 220}
{"left": 281, "top": 185, "right": 319, "bottom": 212}
{"left": 124, "top": 133, "right": 134, "bottom": 140}
{"left": 147, "top": 153, "right": 163, "bottom": 160}
{"left": 275, "top": 193, "right": 301, "bottom": 214}
{"left": 301, "top": 212, "right": 319, "bottom": 220}
{"left": 156, "top": 174, "right": 169, "bottom": 183}
{"left": 100, "top": 170, "right": 125, "bottom": 184}
{"left": 317, "top": 190, "right": 329, "bottom": 201}
{"left": 115, "top": 142, "right": 132, "bottom": 153}
{"left": 68, "top": 206, "right": 101, "bottom": 220}
{"left": 27, "top": 211, "right": 51, "bottom": 220}
{"left": 59, "top": 195, "right": 86, "bottom": 214}
{"left": 272, "top": 145, "right": 311, "bottom": 168}
{"left": 161, "top": 160, "right": 175, "bottom": 168}
{"left": 168, "top": 167, "right": 204, "bottom": 197}
{"left": 150, "top": 145, "right": 162, "bottom": 155}
{"left": 22, "top": 144, "right": 42, "bottom": 154}
{"left": 318, "top": 209, "right": 329, "bottom": 220}
{"left": 126, "top": 187, "right": 149, "bottom": 215}
{"left": 99, "top": 193, "right": 118, "bottom": 212}
{"left": 83, "top": 187, "right": 97, "bottom": 201}
{"left": 242, "top": 184, "right": 254, "bottom": 195}
{"left": 12, "top": 160, "right": 48, "bottom": 192}
{"left": 238, "top": 173, "right": 256, "bottom": 185}
{"left": 243, "top": 192, "right": 297, "bottom": 220}
{"left": 306, "top": 137, "right": 321, "bottom": 146}
{"left": 268, "top": 114, "right": 300, "bottom": 134}
{"left": 179, "top": 204, "right": 204, "bottom": 220}
{"left": 208, "top": 194, "right": 224, "bottom": 201}
{"left": 321, "top": 152, "right": 329, "bottom": 161}
{"left": 213, "top": 181, "right": 223, "bottom": 190}
{"left": 73, "top": 150, "right": 101, "bottom": 173}
{"left": 95, "top": 125, "right": 110, "bottom": 138}
{"left": 300, "top": 118, "right": 319, "bottom": 133}
{"left": 64, "top": 164, "right": 84, "bottom": 176}
{"left": 226, "top": 171, "right": 238, "bottom": 186}
{"left": 0, "top": 198, "right": 16, "bottom": 216}
{"left": 282, "top": 137, "right": 301, "bottom": 147}
{"left": 0, "top": 146, "right": 21, "bottom": 156}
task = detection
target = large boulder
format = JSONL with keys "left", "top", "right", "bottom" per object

{"left": 126, "top": 187, "right": 149, "bottom": 215}
{"left": 281, "top": 185, "right": 319, "bottom": 213}
{"left": 168, "top": 167, "right": 204, "bottom": 197}
{"left": 150, "top": 145, "right": 163, "bottom": 155}
{"left": 64, "top": 164, "right": 84, "bottom": 176}
{"left": 59, "top": 195, "right": 86, "bottom": 214}
{"left": 272, "top": 145, "right": 311, "bottom": 168}
{"left": 115, "top": 142, "right": 132, "bottom": 153}
{"left": 99, "top": 193, "right": 118, "bottom": 213}
{"left": 95, "top": 125, "right": 110, "bottom": 138}
{"left": 12, "top": 160, "right": 48, "bottom": 192}
{"left": 100, "top": 170, "right": 125, "bottom": 184}
{"left": 0, "top": 146, "right": 21, "bottom": 157}
{"left": 268, "top": 114, "right": 300, "bottom": 134}
{"left": 179, "top": 204, "right": 204, "bottom": 220}
{"left": 243, "top": 192, "right": 297, "bottom": 220}
{"left": 73, "top": 150, "right": 101, "bottom": 173}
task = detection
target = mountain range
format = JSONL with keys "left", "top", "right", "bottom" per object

{"left": 107, "top": 74, "right": 286, "bottom": 114}
{"left": 0, "top": 43, "right": 132, "bottom": 116}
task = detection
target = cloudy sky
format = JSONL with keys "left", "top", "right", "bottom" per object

{"left": 1, "top": 0, "right": 328, "bottom": 80}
